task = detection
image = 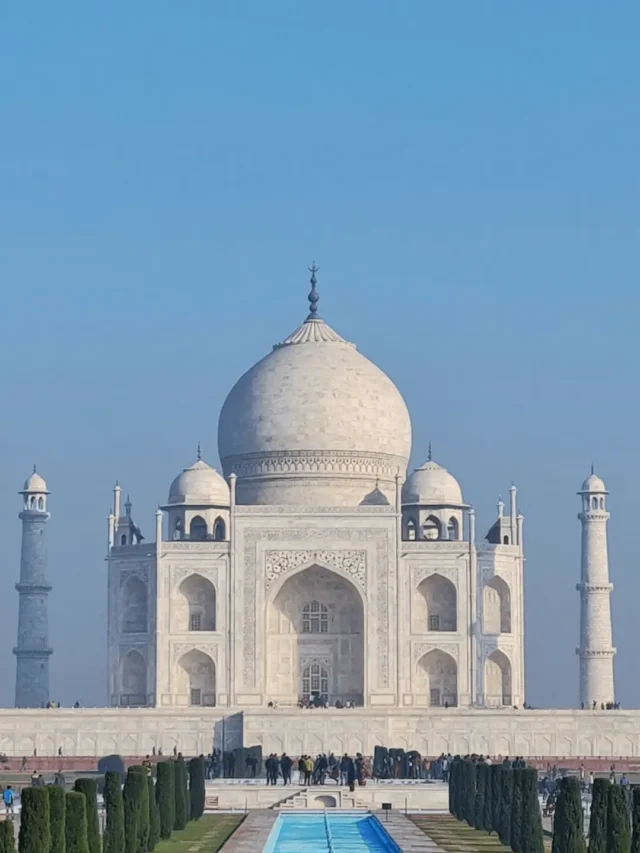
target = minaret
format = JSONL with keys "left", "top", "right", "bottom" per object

{"left": 14, "top": 468, "right": 53, "bottom": 708}
{"left": 577, "top": 468, "right": 615, "bottom": 709}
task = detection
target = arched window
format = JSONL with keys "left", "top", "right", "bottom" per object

{"left": 503, "top": 535, "right": 509, "bottom": 545}
{"left": 599, "top": 497, "right": 605, "bottom": 509}
{"left": 302, "top": 601, "right": 328, "bottom": 634}
{"left": 302, "top": 661, "right": 329, "bottom": 703}
{"left": 121, "top": 650, "right": 147, "bottom": 706}
{"left": 483, "top": 576, "right": 511, "bottom": 634}
{"left": 447, "top": 517, "right": 459, "bottom": 540}
{"left": 178, "top": 574, "right": 216, "bottom": 632}
{"left": 418, "top": 574, "right": 457, "bottom": 632}
{"left": 592, "top": 497, "right": 598, "bottom": 509}
{"left": 121, "top": 534, "right": 127, "bottom": 546}
{"left": 173, "top": 519, "right": 183, "bottom": 541}
{"left": 121, "top": 577, "right": 148, "bottom": 634}
{"left": 190, "top": 516, "right": 207, "bottom": 541}
{"left": 423, "top": 516, "right": 441, "bottom": 541}
{"left": 213, "top": 517, "right": 226, "bottom": 541}
{"left": 38, "top": 497, "right": 44, "bottom": 510}
{"left": 406, "top": 519, "right": 417, "bottom": 541}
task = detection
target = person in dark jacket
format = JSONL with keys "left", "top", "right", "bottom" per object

{"left": 346, "top": 756, "right": 356, "bottom": 792}
{"left": 280, "top": 753, "right": 293, "bottom": 785}
{"left": 265, "top": 754, "right": 278, "bottom": 785}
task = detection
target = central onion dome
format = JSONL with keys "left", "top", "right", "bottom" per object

{"left": 217, "top": 268, "right": 412, "bottom": 506}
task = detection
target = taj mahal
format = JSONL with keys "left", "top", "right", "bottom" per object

{"left": 5, "top": 269, "right": 628, "bottom": 760}
{"left": 105, "top": 269, "right": 527, "bottom": 712}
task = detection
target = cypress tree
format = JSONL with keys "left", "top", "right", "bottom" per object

{"left": 474, "top": 762, "right": 486, "bottom": 831}
{"left": 147, "top": 775, "right": 160, "bottom": 852}
{"left": 173, "top": 760, "right": 188, "bottom": 831}
{"left": 19, "top": 786, "right": 51, "bottom": 853}
{"left": 499, "top": 766, "right": 514, "bottom": 847}
{"left": 448, "top": 758, "right": 457, "bottom": 816}
{"left": 492, "top": 764, "right": 503, "bottom": 835}
{"left": 520, "top": 767, "right": 544, "bottom": 853}
{"left": 588, "top": 778, "right": 610, "bottom": 853}
{"left": 74, "top": 779, "right": 101, "bottom": 853}
{"left": 451, "top": 759, "right": 462, "bottom": 819}
{"left": 631, "top": 786, "right": 640, "bottom": 853}
{"left": 511, "top": 767, "right": 524, "bottom": 852}
{"left": 462, "top": 760, "right": 476, "bottom": 826}
{"left": 155, "top": 761, "right": 175, "bottom": 840}
{"left": 608, "top": 784, "right": 631, "bottom": 853}
{"left": 65, "top": 792, "right": 90, "bottom": 853}
{"left": 47, "top": 784, "right": 66, "bottom": 853}
{"left": 188, "top": 757, "right": 206, "bottom": 821}
{"left": 483, "top": 761, "right": 493, "bottom": 832}
{"left": 136, "top": 772, "right": 150, "bottom": 853}
{"left": 632, "top": 785, "right": 640, "bottom": 853}
{"left": 123, "top": 769, "right": 146, "bottom": 853}
{"left": 551, "top": 777, "right": 586, "bottom": 853}
{"left": 0, "top": 821, "right": 15, "bottom": 853}
{"left": 103, "top": 771, "right": 125, "bottom": 853}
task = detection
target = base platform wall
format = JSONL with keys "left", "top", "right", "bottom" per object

{"left": 0, "top": 707, "right": 635, "bottom": 759}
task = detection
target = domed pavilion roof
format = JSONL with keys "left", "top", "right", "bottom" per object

{"left": 402, "top": 456, "right": 464, "bottom": 506}
{"left": 168, "top": 456, "right": 230, "bottom": 506}
{"left": 21, "top": 468, "right": 49, "bottom": 494}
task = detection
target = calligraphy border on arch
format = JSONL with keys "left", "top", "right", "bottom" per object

{"left": 242, "top": 528, "right": 390, "bottom": 689}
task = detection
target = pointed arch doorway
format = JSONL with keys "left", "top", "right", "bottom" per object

{"left": 266, "top": 565, "right": 364, "bottom": 706}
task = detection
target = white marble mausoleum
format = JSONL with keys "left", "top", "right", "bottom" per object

{"left": 106, "top": 273, "right": 526, "bottom": 712}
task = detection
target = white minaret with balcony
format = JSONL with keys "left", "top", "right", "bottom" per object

{"left": 577, "top": 468, "right": 616, "bottom": 708}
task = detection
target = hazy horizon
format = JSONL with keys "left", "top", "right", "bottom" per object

{"left": 1, "top": 2, "right": 639, "bottom": 710}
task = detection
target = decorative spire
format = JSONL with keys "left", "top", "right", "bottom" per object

{"left": 197, "top": 442, "right": 202, "bottom": 461}
{"left": 427, "top": 441, "right": 432, "bottom": 462}
{"left": 307, "top": 263, "right": 320, "bottom": 319}
{"left": 591, "top": 462, "right": 595, "bottom": 475}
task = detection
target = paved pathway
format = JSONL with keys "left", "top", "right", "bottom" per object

{"left": 218, "top": 810, "right": 277, "bottom": 852}
{"left": 375, "top": 812, "right": 445, "bottom": 852}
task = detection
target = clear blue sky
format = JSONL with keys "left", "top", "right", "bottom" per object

{"left": 1, "top": 1, "right": 638, "bottom": 708}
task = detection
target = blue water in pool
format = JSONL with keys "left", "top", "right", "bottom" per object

{"left": 263, "top": 812, "right": 402, "bottom": 852}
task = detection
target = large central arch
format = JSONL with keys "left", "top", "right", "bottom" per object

{"left": 266, "top": 565, "right": 364, "bottom": 706}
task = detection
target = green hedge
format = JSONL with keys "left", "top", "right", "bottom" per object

{"left": 449, "top": 758, "right": 461, "bottom": 819}
{"left": 511, "top": 767, "right": 524, "bottom": 852}
{"left": 137, "top": 771, "right": 150, "bottom": 853}
{"left": 155, "top": 762, "right": 175, "bottom": 840}
{"left": 65, "top": 792, "right": 89, "bottom": 853}
{"left": 103, "top": 771, "right": 125, "bottom": 853}
{"left": 0, "top": 821, "right": 15, "bottom": 853}
{"left": 19, "top": 786, "right": 51, "bottom": 853}
{"left": 173, "top": 760, "right": 188, "bottom": 832}
{"left": 499, "top": 766, "right": 514, "bottom": 848}
{"left": 147, "top": 775, "right": 160, "bottom": 851}
{"left": 188, "top": 756, "right": 206, "bottom": 821}
{"left": 520, "top": 767, "right": 544, "bottom": 853}
{"left": 46, "top": 784, "right": 66, "bottom": 853}
{"left": 74, "top": 779, "right": 101, "bottom": 853}
{"left": 551, "top": 777, "right": 586, "bottom": 853}
{"left": 607, "top": 784, "right": 631, "bottom": 853}
{"left": 124, "top": 769, "right": 147, "bottom": 853}
{"left": 589, "top": 778, "right": 610, "bottom": 853}
{"left": 483, "top": 761, "right": 493, "bottom": 832}
{"left": 491, "top": 764, "right": 503, "bottom": 835}
{"left": 632, "top": 785, "right": 640, "bottom": 853}
{"left": 474, "top": 762, "right": 487, "bottom": 831}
